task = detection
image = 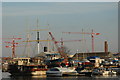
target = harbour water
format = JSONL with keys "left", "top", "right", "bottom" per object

{"left": 2, "top": 72, "right": 120, "bottom": 80}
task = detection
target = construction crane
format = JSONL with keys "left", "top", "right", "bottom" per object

{"left": 57, "top": 38, "right": 83, "bottom": 53}
{"left": 23, "top": 40, "right": 51, "bottom": 42}
{"left": 63, "top": 29, "right": 100, "bottom": 52}
{"left": 4, "top": 37, "right": 22, "bottom": 58}
{"left": 56, "top": 38, "right": 82, "bottom": 46}
{"left": 57, "top": 38, "right": 82, "bottom": 49}
{"left": 48, "top": 32, "right": 60, "bottom": 52}
{"left": 49, "top": 32, "right": 83, "bottom": 58}
{"left": 49, "top": 32, "right": 67, "bottom": 58}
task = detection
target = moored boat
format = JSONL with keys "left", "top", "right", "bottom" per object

{"left": 92, "top": 68, "right": 117, "bottom": 76}
{"left": 8, "top": 57, "right": 48, "bottom": 76}
{"left": 46, "top": 67, "right": 78, "bottom": 76}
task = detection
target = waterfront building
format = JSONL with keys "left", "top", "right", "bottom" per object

{"left": 73, "top": 52, "right": 111, "bottom": 60}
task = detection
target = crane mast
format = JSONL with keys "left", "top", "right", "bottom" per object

{"left": 4, "top": 37, "right": 22, "bottom": 58}
{"left": 12, "top": 39, "right": 15, "bottom": 58}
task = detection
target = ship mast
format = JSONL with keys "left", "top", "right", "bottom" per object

{"left": 37, "top": 19, "right": 40, "bottom": 54}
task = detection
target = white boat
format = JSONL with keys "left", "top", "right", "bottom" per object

{"left": 46, "top": 67, "right": 78, "bottom": 76}
{"left": 92, "top": 68, "right": 117, "bottom": 75}
{"left": 102, "top": 69, "right": 116, "bottom": 75}
{"left": 2, "top": 61, "right": 9, "bottom": 72}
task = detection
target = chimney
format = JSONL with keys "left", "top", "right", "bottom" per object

{"left": 104, "top": 41, "right": 108, "bottom": 53}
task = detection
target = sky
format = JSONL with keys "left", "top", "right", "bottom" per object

{"left": 2, "top": 0, "right": 120, "bottom": 2}
{"left": 2, "top": 2, "right": 118, "bottom": 57}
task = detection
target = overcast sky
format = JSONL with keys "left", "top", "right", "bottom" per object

{"left": 2, "top": 2, "right": 118, "bottom": 57}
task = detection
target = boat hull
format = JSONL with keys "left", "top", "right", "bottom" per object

{"left": 46, "top": 67, "right": 78, "bottom": 77}
{"left": 46, "top": 72, "right": 62, "bottom": 77}
{"left": 8, "top": 64, "right": 47, "bottom": 76}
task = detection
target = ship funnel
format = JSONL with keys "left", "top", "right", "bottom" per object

{"left": 44, "top": 47, "right": 47, "bottom": 52}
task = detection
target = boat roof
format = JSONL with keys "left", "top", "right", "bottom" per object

{"left": 35, "top": 52, "right": 60, "bottom": 57}
{"left": 50, "top": 67, "right": 76, "bottom": 72}
{"left": 44, "top": 52, "right": 59, "bottom": 55}
{"left": 13, "top": 57, "right": 31, "bottom": 60}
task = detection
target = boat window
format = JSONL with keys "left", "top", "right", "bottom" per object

{"left": 50, "top": 68, "right": 59, "bottom": 71}
{"left": 39, "top": 66, "right": 46, "bottom": 68}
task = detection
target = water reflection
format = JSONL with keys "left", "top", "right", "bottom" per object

{"left": 2, "top": 72, "right": 120, "bottom": 80}
{"left": 31, "top": 75, "right": 46, "bottom": 78}
{"left": 9, "top": 75, "right": 120, "bottom": 80}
